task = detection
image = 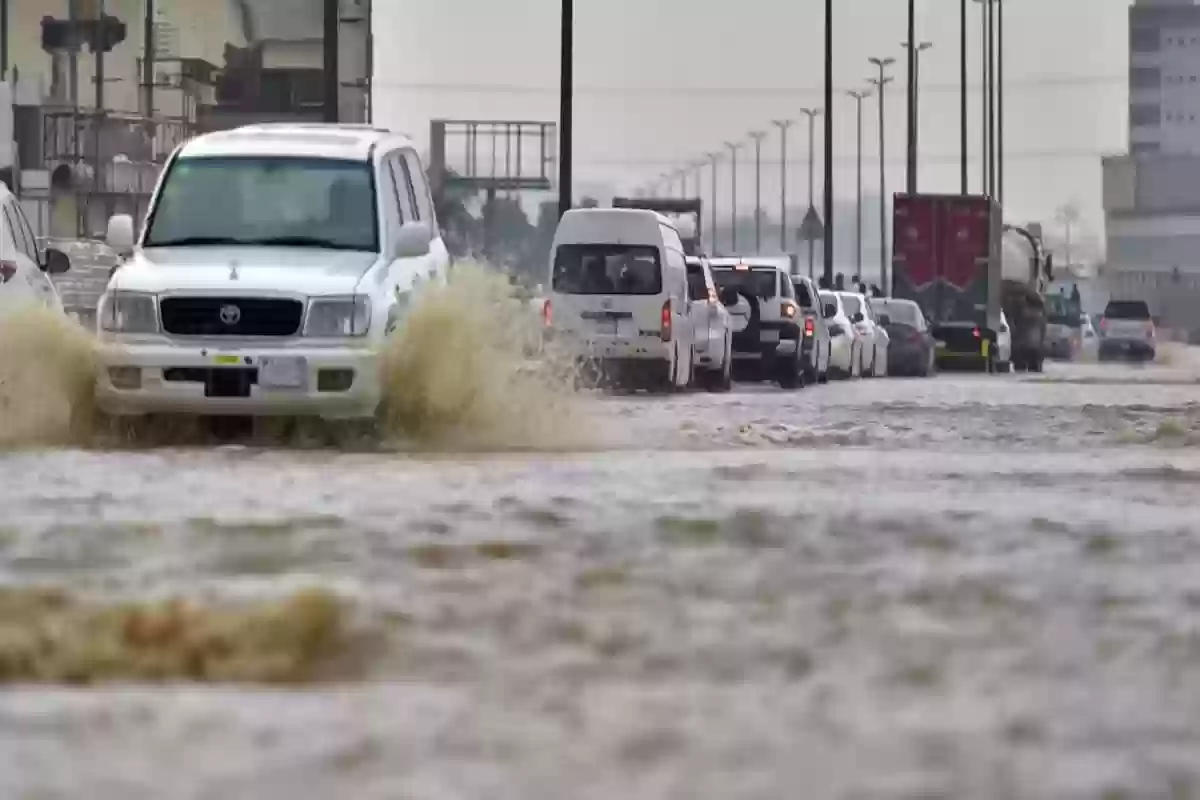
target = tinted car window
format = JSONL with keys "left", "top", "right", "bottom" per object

{"left": 1103, "top": 300, "right": 1151, "bottom": 320}
{"left": 840, "top": 294, "right": 862, "bottom": 316}
{"left": 792, "top": 280, "right": 815, "bottom": 308}
{"left": 553, "top": 244, "right": 662, "bottom": 295}
{"left": 686, "top": 263, "right": 707, "bottom": 301}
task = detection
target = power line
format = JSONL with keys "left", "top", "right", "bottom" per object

{"left": 577, "top": 148, "right": 1116, "bottom": 167}
{"left": 375, "top": 73, "right": 1124, "bottom": 97}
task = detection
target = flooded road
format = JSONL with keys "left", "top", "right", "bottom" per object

{"left": 3, "top": 356, "right": 1200, "bottom": 799}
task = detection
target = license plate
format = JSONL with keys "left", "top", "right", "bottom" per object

{"left": 760, "top": 330, "right": 780, "bottom": 343}
{"left": 213, "top": 354, "right": 242, "bottom": 365}
{"left": 594, "top": 319, "right": 617, "bottom": 335}
{"left": 259, "top": 356, "right": 307, "bottom": 388}
{"left": 935, "top": 340, "right": 946, "bottom": 349}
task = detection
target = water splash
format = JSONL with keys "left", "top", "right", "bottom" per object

{"left": 376, "top": 261, "right": 594, "bottom": 450}
{"left": 0, "top": 306, "right": 96, "bottom": 449}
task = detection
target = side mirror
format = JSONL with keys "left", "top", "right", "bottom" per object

{"left": 42, "top": 247, "right": 71, "bottom": 275}
{"left": 852, "top": 311, "right": 864, "bottom": 323}
{"left": 393, "top": 222, "right": 432, "bottom": 259}
{"left": 822, "top": 302, "right": 836, "bottom": 319}
{"left": 876, "top": 313, "right": 890, "bottom": 327}
{"left": 718, "top": 287, "right": 740, "bottom": 306}
{"left": 106, "top": 214, "right": 135, "bottom": 252}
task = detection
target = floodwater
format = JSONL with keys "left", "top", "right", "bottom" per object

{"left": 3, "top": 304, "right": 1200, "bottom": 796}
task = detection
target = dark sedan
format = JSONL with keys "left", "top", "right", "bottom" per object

{"left": 868, "top": 298, "right": 936, "bottom": 377}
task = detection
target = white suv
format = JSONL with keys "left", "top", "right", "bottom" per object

{"left": 95, "top": 123, "right": 450, "bottom": 419}
{"left": 707, "top": 258, "right": 805, "bottom": 388}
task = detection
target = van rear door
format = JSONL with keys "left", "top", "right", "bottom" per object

{"left": 551, "top": 244, "right": 665, "bottom": 342}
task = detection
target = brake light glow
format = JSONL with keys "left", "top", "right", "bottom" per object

{"left": 803, "top": 317, "right": 815, "bottom": 336}
{"left": 972, "top": 327, "right": 981, "bottom": 339}
{"left": 661, "top": 300, "right": 672, "bottom": 342}
{"left": 1099, "top": 317, "right": 1107, "bottom": 332}
{"left": 541, "top": 298, "right": 552, "bottom": 326}
{"left": 0, "top": 261, "right": 16, "bottom": 284}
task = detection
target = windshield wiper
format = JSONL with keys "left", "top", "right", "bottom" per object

{"left": 144, "top": 236, "right": 247, "bottom": 246}
{"left": 243, "top": 236, "right": 367, "bottom": 251}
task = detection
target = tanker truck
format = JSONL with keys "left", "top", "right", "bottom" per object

{"left": 891, "top": 193, "right": 1051, "bottom": 372}
{"left": 1000, "top": 224, "right": 1052, "bottom": 372}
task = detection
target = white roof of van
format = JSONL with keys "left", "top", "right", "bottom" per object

{"left": 178, "top": 123, "right": 413, "bottom": 161}
{"left": 561, "top": 207, "right": 674, "bottom": 226}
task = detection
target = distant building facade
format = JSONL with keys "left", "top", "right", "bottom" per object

{"left": 1102, "top": 0, "right": 1200, "bottom": 339}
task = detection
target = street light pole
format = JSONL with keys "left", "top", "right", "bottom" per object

{"left": 905, "top": 0, "right": 916, "bottom": 194}
{"left": 725, "top": 140, "right": 742, "bottom": 253}
{"left": 869, "top": 56, "right": 895, "bottom": 294}
{"left": 997, "top": 0, "right": 1004, "bottom": 205}
{"left": 823, "top": 0, "right": 835, "bottom": 286}
{"left": 987, "top": 0, "right": 996, "bottom": 198}
{"left": 960, "top": 0, "right": 968, "bottom": 193}
{"left": 771, "top": 119, "right": 794, "bottom": 257}
{"left": 847, "top": 89, "right": 872, "bottom": 279}
{"left": 707, "top": 151, "right": 721, "bottom": 254}
{"left": 557, "top": 0, "right": 573, "bottom": 219}
{"left": 749, "top": 130, "right": 767, "bottom": 253}
{"left": 902, "top": 41, "right": 932, "bottom": 193}
{"left": 799, "top": 108, "right": 821, "bottom": 278}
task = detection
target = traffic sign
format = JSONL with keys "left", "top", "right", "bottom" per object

{"left": 798, "top": 206, "right": 825, "bottom": 242}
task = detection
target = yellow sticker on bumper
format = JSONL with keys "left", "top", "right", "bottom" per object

{"left": 981, "top": 340, "right": 990, "bottom": 357}
{"left": 213, "top": 355, "right": 241, "bottom": 365}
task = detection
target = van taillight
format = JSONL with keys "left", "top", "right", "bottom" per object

{"left": 0, "top": 261, "right": 16, "bottom": 284}
{"left": 803, "top": 317, "right": 815, "bottom": 336}
{"left": 542, "top": 298, "right": 552, "bottom": 326}
{"left": 661, "top": 300, "right": 672, "bottom": 342}
{"left": 972, "top": 327, "right": 981, "bottom": 338}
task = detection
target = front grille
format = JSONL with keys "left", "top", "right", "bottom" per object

{"left": 159, "top": 297, "right": 304, "bottom": 337}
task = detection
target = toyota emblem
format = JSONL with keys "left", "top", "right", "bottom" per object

{"left": 219, "top": 304, "right": 242, "bottom": 325}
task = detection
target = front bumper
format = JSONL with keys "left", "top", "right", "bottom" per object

{"left": 94, "top": 338, "right": 382, "bottom": 419}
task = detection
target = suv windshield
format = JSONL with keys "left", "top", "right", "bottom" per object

{"left": 553, "top": 245, "right": 662, "bottom": 294}
{"left": 1103, "top": 300, "right": 1151, "bottom": 320}
{"left": 710, "top": 267, "right": 778, "bottom": 299}
{"left": 144, "top": 156, "right": 379, "bottom": 251}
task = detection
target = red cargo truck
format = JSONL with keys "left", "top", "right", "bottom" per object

{"left": 892, "top": 193, "right": 1004, "bottom": 371}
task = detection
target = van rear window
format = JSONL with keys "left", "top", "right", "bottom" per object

{"left": 553, "top": 245, "right": 662, "bottom": 295}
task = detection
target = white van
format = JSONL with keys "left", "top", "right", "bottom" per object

{"left": 545, "top": 208, "right": 695, "bottom": 391}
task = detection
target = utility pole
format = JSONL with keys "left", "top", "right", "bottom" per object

{"left": 749, "top": 130, "right": 766, "bottom": 253}
{"left": 322, "top": 0, "right": 338, "bottom": 122}
{"left": 847, "top": 89, "right": 871, "bottom": 279}
{"left": 960, "top": 0, "right": 968, "bottom": 193}
{"left": 800, "top": 108, "right": 821, "bottom": 277}
{"left": 997, "top": 0, "right": 1004, "bottom": 205}
{"left": 725, "top": 140, "right": 742, "bottom": 253}
{"left": 142, "top": 0, "right": 154, "bottom": 117}
{"left": 1, "top": 0, "right": 8, "bottom": 80}
{"left": 557, "top": 0, "right": 573, "bottom": 219}
{"left": 707, "top": 151, "right": 721, "bottom": 254}
{"left": 902, "top": 41, "right": 932, "bottom": 192}
{"left": 869, "top": 56, "right": 895, "bottom": 294}
{"left": 94, "top": 0, "right": 106, "bottom": 216}
{"left": 987, "top": 0, "right": 996, "bottom": 199}
{"left": 822, "top": 0, "right": 834, "bottom": 286}
{"left": 905, "top": 0, "right": 916, "bottom": 194}
{"left": 771, "top": 119, "right": 793, "bottom": 257}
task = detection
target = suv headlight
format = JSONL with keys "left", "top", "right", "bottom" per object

{"left": 97, "top": 291, "right": 158, "bottom": 334}
{"left": 303, "top": 296, "right": 371, "bottom": 337}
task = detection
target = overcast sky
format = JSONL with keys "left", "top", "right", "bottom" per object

{"left": 374, "top": 0, "right": 1131, "bottom": 242}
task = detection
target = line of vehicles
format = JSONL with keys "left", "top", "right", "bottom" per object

{"left": 542, "top": 201, "right": 940, "bottom": 392}
{"left": 0, "top": 122, "right": 1168, "bottom": 429}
